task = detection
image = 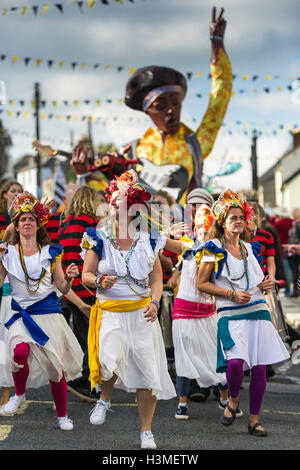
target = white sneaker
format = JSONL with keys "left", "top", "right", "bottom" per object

{"left": 58, "top": 417, "right": 74, "bottom": 431}
{"left": 89, "top": 399, "right": 111, "bottom": 425}
{"left": 140, "top": 430, "right": 157, "bottom": 450}
{"left": 0, "top": 394, "right": 25, "bottom": 415}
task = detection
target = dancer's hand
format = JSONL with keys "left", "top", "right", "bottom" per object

{"left": 233, "top": 290, "right": 251, "bottom": 304}
{"left": 144, "top": 302, "right": 159, "bottom": 323}
{"left": 80, "top": 303, "right": 91, "bottom": 318}
{"left": 0, "top": 242, "right": 7, "bottom": 260}
{"left": 210, "top": 6, "right": 226, "bottom": 43}
{"left": 259, "top": 275, "right": 273, "bottom": 293}
{"left": 98, "top": 275, "right": 118, "bottom": 290}
{"left": 65, "top": 263, "right": 79, "bottom": 281}
{"left": 71, "top": 144, "right": 90, "bottom": 175}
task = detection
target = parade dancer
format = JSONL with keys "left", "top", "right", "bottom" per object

{"left": 0, "top": 179, "right": 23, "bottom": 409}
{"left": 197, "top": 190, "right": 290, "bottom": 436}
{"left": 0, "top": 192, "right": 84, "bottom": 430}
{"left": 81, "top": 170, "right": 176, "bottom": 450}
{"left": 172, "top": 205, "right": 231, "bottom": 420}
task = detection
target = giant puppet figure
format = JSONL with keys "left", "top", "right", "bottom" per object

{"left": 70, "top": 7, "right": 232, "bottom": 205}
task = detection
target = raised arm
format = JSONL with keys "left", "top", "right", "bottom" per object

{"left": 0, "top": 242, "right": 8, "bottom": 288}
{"left": 195, "top": 6, "right": 233, "bottom": 160}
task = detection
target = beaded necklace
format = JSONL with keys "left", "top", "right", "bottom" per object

{"left": 109, "top": 231, "right": 150, "bottom": 298}
{"left": 221, "top": 235, "right": 249, "bottom": 291}
{"left": 19, "top": 241, "right": 47, "bottom": 294}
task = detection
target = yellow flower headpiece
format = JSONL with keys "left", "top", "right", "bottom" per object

{"left": 9, "top": 192, "right": 50, "bottom": 226}
{"left": 212, "top": 189, "right": 255, "bottom": 226}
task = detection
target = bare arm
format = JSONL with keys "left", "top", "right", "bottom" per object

{"left": 64, "top": 289, "right": 91, "bottom": 318}
{"left": 267, "top": 256, "right": 276, "bottom": 282}
{"left": 52, "top": 259, "right": 79, "bottom": 295}
{"left": 0, "top": 242, "right": 8, "bottom": 288}
{"left": 82, "top": 249, "right": 117, "bottom": 291}
{"left": 197, "top": 260, "right": 251, "bottom": 304}
{"left": 144, "top": 257, "right": 163, "bottom": 323}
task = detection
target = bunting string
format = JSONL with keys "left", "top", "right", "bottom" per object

{"left": 0, "top": 53, "right": 299, "bottom": 86}
{"left": 2, "top": 107, "right": 298, "bottom": 136}
{"left": 0, "top": 0, "right": 143, "bottom": 17}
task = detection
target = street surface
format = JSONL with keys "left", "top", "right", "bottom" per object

{"left": 1, "top": 293, "right": 300, "bottom": 458}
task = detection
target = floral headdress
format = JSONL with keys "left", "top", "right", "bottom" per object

{"left": 194, "top": 206, "right": 214, "bottom": 231}
{"left": 211, "top": 189, "right": 255, "bottom": 226}
{"left": 9, "top": 192, "right": 50, "bottom": 226}
{"left": 105, "top": 169, "right": 151, "bottom": 207}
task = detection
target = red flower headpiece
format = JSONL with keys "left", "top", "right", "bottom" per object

{"left": 105, "top": 169, "right": 151, "bottom": 207}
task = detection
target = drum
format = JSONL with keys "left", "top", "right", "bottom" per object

{"left": 265, "top": 288, "right": 290, "bottom": 344}
{"left": 159, "top": 290, "right": 174, "bottom": 350}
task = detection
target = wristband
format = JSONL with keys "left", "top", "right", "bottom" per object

{"left": 95, "top": 275, "right": 107, "bottom": 289}
{"left": 150, "top": 299, "right": 160, "bottom": 309}
{"left": 209, "top": 35, "right": 224, "bottom": 41}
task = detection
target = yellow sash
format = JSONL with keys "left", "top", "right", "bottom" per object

{"left": 88, "top": 297, "right": 151, "bottom": 390}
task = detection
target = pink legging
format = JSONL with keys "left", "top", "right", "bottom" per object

{"left": 226, "top": 358, "right": 266, "bottom": 415}
{"left": 12, "top": 342, "right": 68, "bottom": 418}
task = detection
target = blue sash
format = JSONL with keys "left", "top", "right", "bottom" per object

{"left": 5, "top": 291, "right": 63, "bottom": 346}
{"left": 216, "top": 309, "right": 272, "bottom": 373}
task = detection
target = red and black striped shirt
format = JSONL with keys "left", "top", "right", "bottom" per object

{"left": 46, "top": 211, "right": 64, "bottom": 244}
{"left": 58, "top": 213, "right": 99, "bottom": 300}
{"left": 0, "top": 212, "right": 10, "bottom": 241}
{"left": 251, "top": 228, "right": 275, "bottom": 274}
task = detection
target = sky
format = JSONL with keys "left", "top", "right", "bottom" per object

{"left": 0, "top": 0, "right": 299, "bottom": 192}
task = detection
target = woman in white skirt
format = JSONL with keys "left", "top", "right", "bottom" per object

{"left": 82, "top": 169, "right": 176, "bottom": 450}
{"left": 0, "top": 192, "right": 84, "bottom": 430}
{"left": 197, "top": 189, "right": 290, "bottom": 436}
{"left": 172, "top": 206, "right": 230, "bottom": 420}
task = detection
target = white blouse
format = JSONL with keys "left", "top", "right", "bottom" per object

{"left": 200, "top": 238, "right": 264, "bottom": 310}
{"left": 2, "top": 244, "right": 55, "bottom": 308}
{"left": 82, "top": 227, "right": 167, "bottom": 301}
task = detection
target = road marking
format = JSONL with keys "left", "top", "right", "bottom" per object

{"left": 20, "top": 400, "right": 137, "bottom": 407}
{"left": 264, "top": 409, "right": 300, "bottom": 416}
{"left": 0, "top": 425, "right": 13, "bottom": 441}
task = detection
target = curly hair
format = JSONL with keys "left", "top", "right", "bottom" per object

{"left": 66, "top": 185, "right": 99, "bottom": 218}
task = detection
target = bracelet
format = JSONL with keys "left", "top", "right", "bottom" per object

{"left": 209, "top": 35, "right": 224, "bottom": 41}
{"left": 150, "top": 299, "right": 160, "bottom": 310}
{"left": 229, "top": 288, "right": 236, "bottom": 301}
{"left": 95, "top": 275, "right": 107, "bottom": 290}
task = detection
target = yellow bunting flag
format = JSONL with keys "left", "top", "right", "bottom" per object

{"left": 42, "top": 5, "right": 50, "bottom": 15}
{"left": 12, "top": 56, "right": 19, "bottom": 63}
{"left": 21, "top": 6, "right": 28, "bottom": 15}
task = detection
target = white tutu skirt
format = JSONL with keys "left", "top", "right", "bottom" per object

{"left": 172, "top": 315, "right": 226, "bottom": 387}
{"left": 222, "top": 319, "right": 290, "bottom": 370}
{"left": 98, "top": 308, "right": 176, "bottom": 400}
{"left": 4, "top": 307, "right": 84, "bottom": 385}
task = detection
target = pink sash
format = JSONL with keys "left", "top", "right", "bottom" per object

{"left": 172, "top": 297, "right": 216, "bottom": 320}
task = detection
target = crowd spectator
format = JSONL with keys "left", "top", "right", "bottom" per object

{"left": 58, "top": 185, "right": 99, "bottom": 401}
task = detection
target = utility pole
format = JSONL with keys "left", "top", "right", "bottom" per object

{"left": 34, "top": 82, "right": 41, "bottom": 198}
{"left": 88, "top": 116, "right": 94, "bottom": 160}
{"left": 250, "top": 129, "right": 258, "bottom": 196}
